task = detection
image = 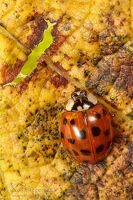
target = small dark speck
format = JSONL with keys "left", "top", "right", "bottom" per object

{"left": 103, "top": 109, "right": 107, "bottom": 115}
{"left": 66, "top": 149, "right": 71, "bottom": 154}
{"left": 111, "top": 120, "right": 117, "bottom": 127}
{"left": 60, "top": 132, "right": 64, "bottom": 139}
{"left": 104, "top": 129, "right": 110, "bottom": 136}
{"left": 23, "top": 146, "right": 26, "bottom": 150}
{"left": 83, "top": 160, "right": 89, "bottom": 163}
{"left": 84, "top": 70, "right": 89, "bottom": 77}
{"left": 96, "top": 144, "right": 104, "bottom": 153}
{"left": 126, "top": 112, "right": 133, "bottom": 119}
{"left": 107, "top": 141, "right": 111, "bottom": 149}
{"left": 70, "top": 63, "right": 74, "bottom": 66}
{"left": 63, "top": 118, "right": 67, "bottom": 125}
{"left": 74, "top": 77, "right": 79, "bottom": 81}
{"left": 72, "top": 149, "right": 79, "bottom": 156}
{"left": 79, "top": 130, "right": 86, "bottom": 139}
{"left": 68, "top": 138, "right": 75, "bottom": 144}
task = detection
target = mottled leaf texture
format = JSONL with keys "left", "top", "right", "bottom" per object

{"left": 0, "top": 0, "right": 132, "bottom": 200}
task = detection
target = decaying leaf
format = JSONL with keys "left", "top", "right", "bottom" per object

{"left": 0, "top": 0, "right": 132, "bottom": 199}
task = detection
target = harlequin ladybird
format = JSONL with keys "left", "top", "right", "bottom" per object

{"left": 60, "top": 90, "right": 115, "bottom": 164}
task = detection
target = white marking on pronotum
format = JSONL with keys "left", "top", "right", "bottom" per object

{"left": 83, "top": 104, "right": 90, "bottom": 110}
{"left": 66, "top": 98, "right": 74, "bottom": 111}
{"left": 77, "top": 106, "right": 83, "bottom": 111}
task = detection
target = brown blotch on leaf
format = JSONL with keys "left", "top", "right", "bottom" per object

{"left": 46, "top": 16, "right": 67, "bottom": 56}
{"left": 50, "top": 74, "right": 68, "bottom": 88}
{"left": 2, "top": 59, "right": 25, "bottom": 85}
{"left": 26, "top": 13, "right": 48, "bottom": 49}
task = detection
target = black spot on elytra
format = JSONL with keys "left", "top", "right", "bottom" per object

{"left": 96, "top": 112, "right": 101, "bottom": 119}
{"left": 104, "top": 129, "right": 110, "bottom": 136}
{"left": 60, "top": 132, "right": 64, "bottom": 139}
{"left": 92, "top": 127, "right": 101, "bottom": 136}
{"left": 68, "top": 138, "right": 75, "bottom": 144}
{"left": 70, "top": 119, "right": 75, "bottom": 125}
{"left": 63, "top": 118, "right": 67, "bottom": 125}
{"left": 80, "top": 149, "right": 91, "bottom": 155}
{"left": 79, "top": 130, "right": 86, "bottom": 139}
{"left": 72, "top": 149, "right": 79, "bottom": 156}
{"left": 96, "top": 144, "right": 104, "bottom": 153}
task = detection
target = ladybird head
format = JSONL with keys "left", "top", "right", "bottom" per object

{"left": 66, "top": 90, "right": 98, "bottom": 111}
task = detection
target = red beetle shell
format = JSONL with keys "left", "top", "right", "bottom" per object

{"left": 60, "top": 104, "right": 115, "bottom": 164}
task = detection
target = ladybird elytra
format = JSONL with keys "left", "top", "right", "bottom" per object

{"left": 60, "top": 90, "right": 115, "bottom": 164}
